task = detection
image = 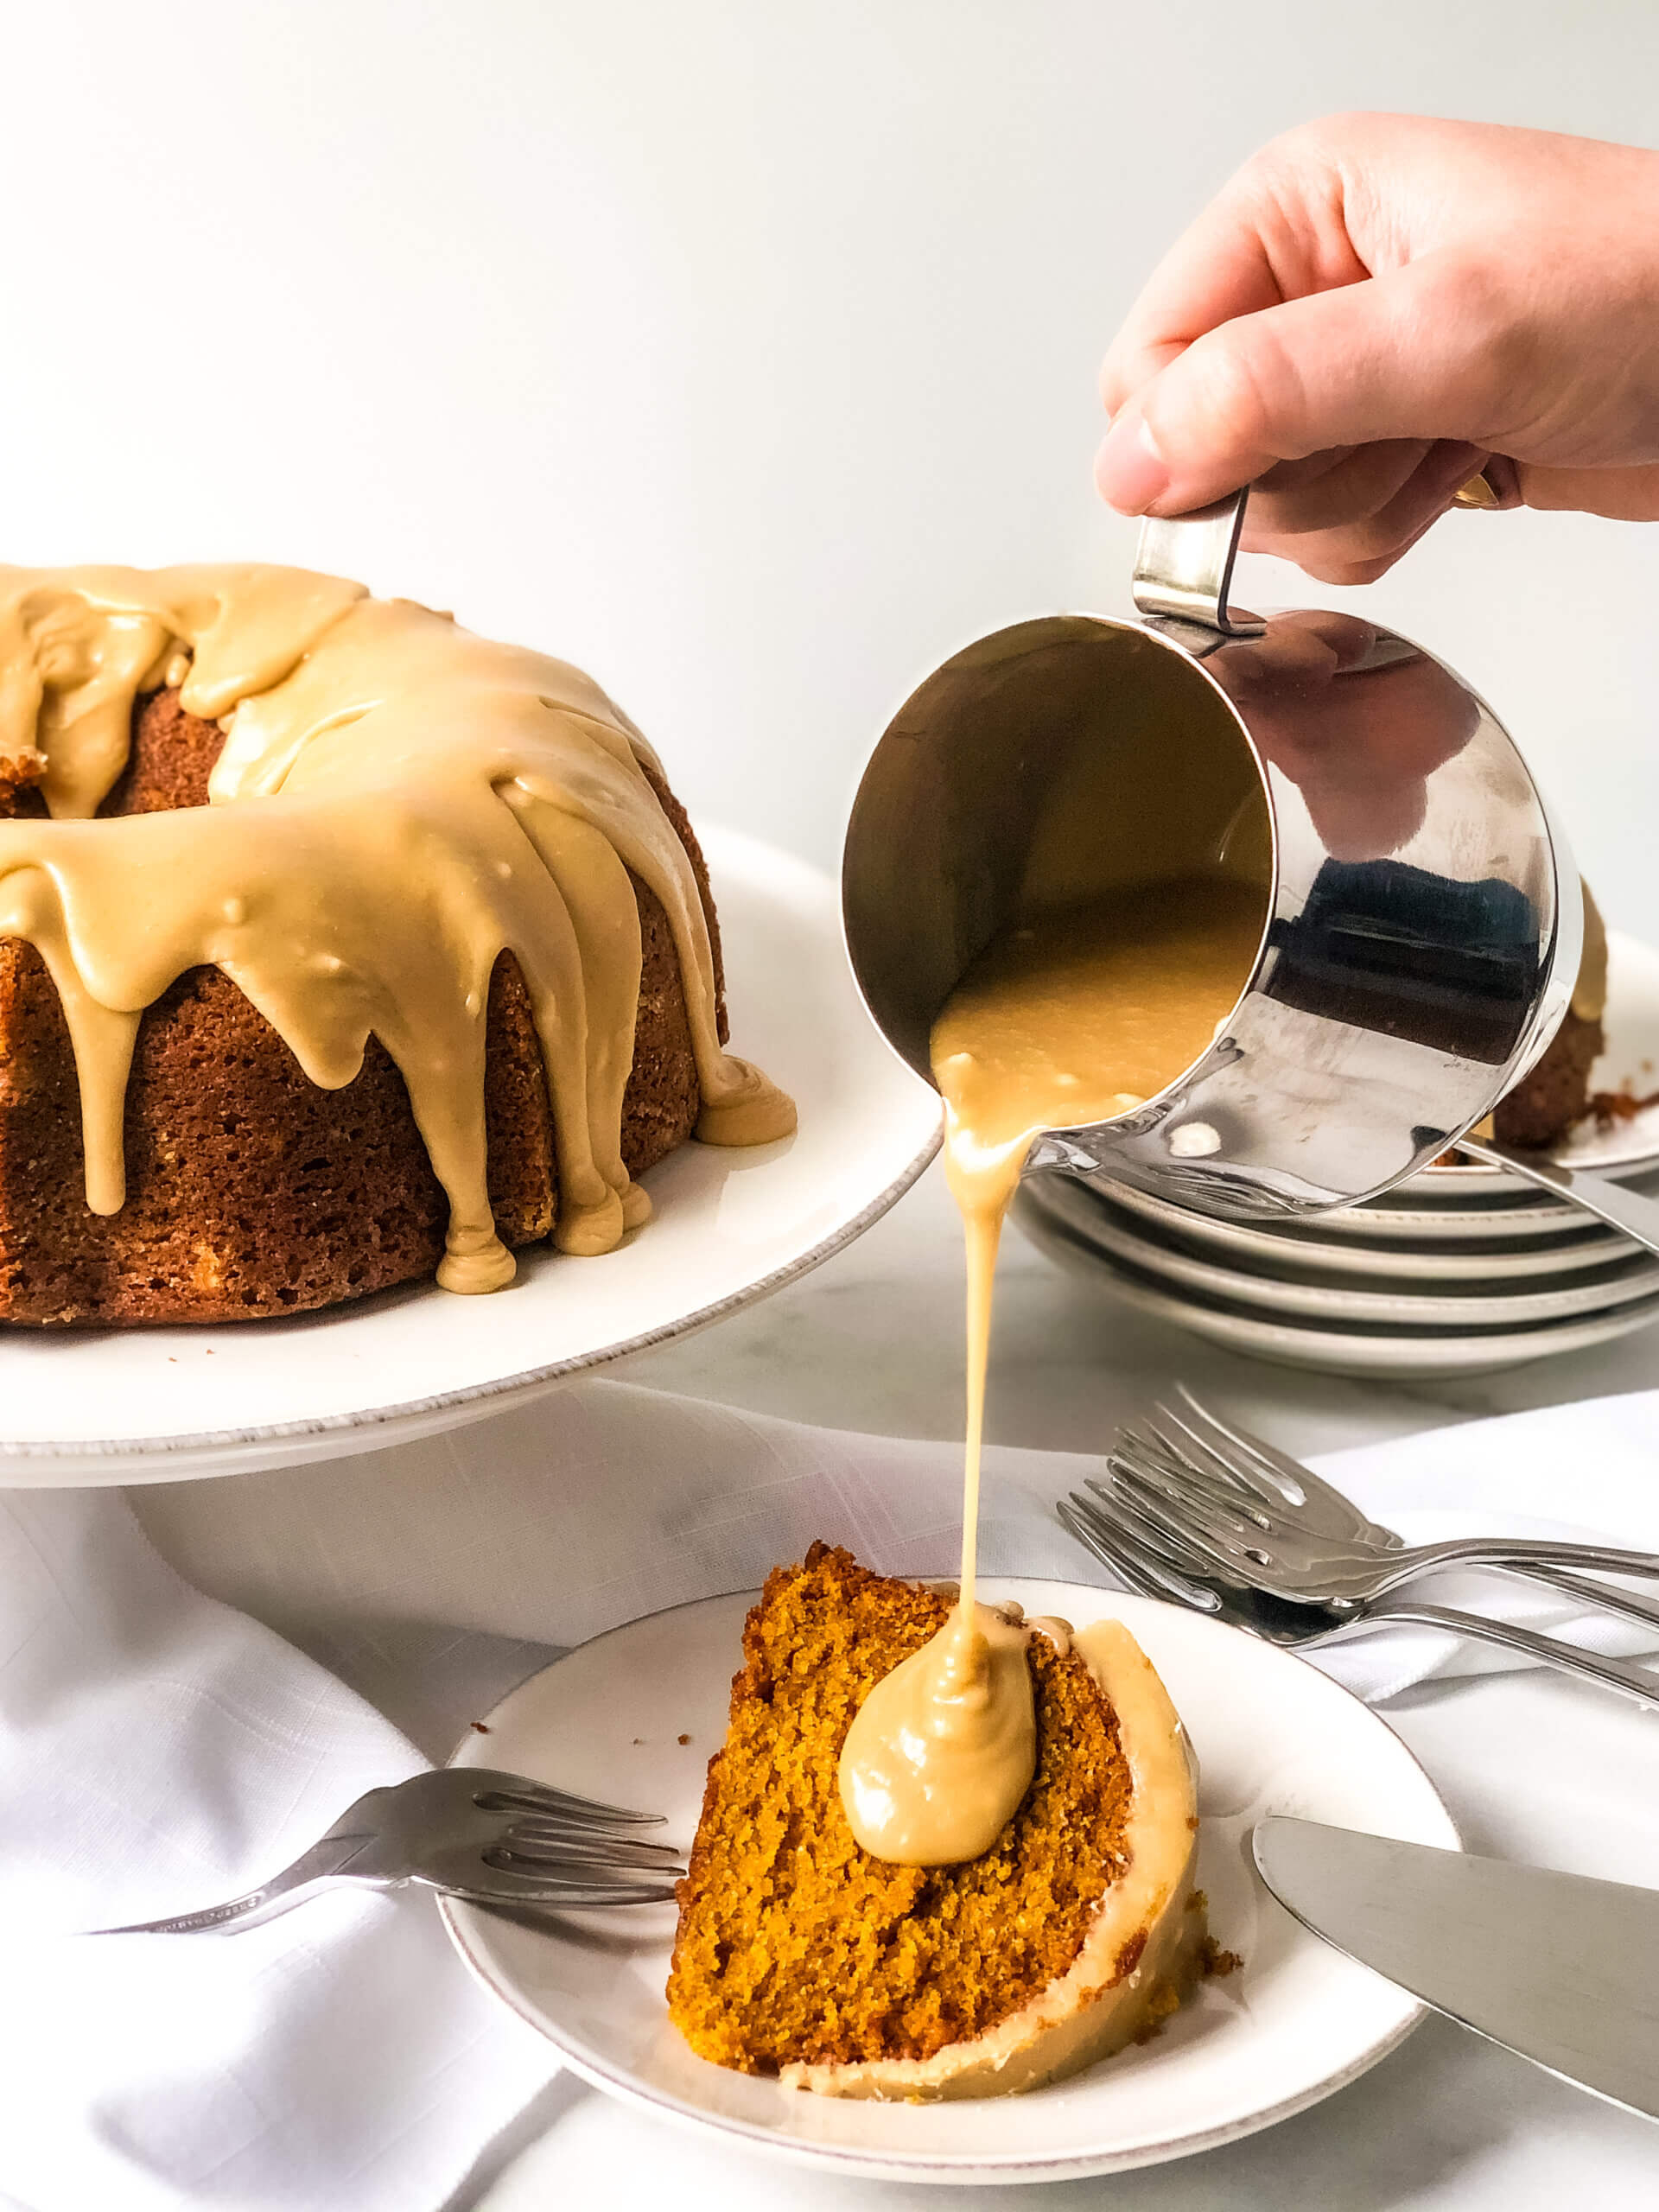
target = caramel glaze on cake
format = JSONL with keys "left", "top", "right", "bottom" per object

{"left": 0, "top": 566, "right": 794, "bottom": 1323}
{"left": 667, "top": 1545, "right": 1204, "bottom": 2100}
{"left": 0, "top": 693, "right": 721, "bottom": 1321}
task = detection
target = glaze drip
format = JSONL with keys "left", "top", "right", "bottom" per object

{"left": 838, "top": 874, "right": 1263, "bottom": 1866}
{"left": 0, "top": 566, "right": 796, "bottom": 1291}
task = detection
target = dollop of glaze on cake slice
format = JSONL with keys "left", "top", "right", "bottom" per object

{"left": 0, "top": 566, "right": 794, "bottom": 1292}
{"left": 666, "top": 1545, "right": 1204, "bottom": 2100}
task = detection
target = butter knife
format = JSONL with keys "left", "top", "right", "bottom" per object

{"left": 1253, "top": 1816, "right": 1659, "bottom": 2122}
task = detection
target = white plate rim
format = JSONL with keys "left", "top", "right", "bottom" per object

{"left": 1079, "top": 1173, "right": 1632, "bottom": 1280}
{"left": 1015, "top": 1191, "right": 1659, "bottom": 1376}
{"left": 0, "top": 1131, "right": 938, "bottom": 1471}
{"left": 0, "top": 828, "right": 940, "bottom": 1473}
{"left": 438, "top": 1579, "right": 1457, "bottom": 2184}
{"left": 1294, "top": 1195, "right": 1633, "bottom": 1243}
{"left": 1031, "top": 1179, "right": 1659, "bottom": 1323}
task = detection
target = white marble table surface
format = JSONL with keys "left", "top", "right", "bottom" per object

{"left": 618, "top": 1160, "right": 1659, "bottom": 1461}
{"left": 412, "top": 1160, "right": 1659, "bottom": 2211}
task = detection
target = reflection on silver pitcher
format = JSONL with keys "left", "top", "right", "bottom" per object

{"left": 842, "top": 489, "right": 1580, "bottom": 1220}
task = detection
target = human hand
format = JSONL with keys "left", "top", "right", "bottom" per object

{"left": 1096, "top": 115, "right": 1659, "bottom": 581}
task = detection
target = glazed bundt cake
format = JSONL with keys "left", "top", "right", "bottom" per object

{"left": 0, "top": 564, "right": 793, "bottom": 1324}
{"left": 667, "top": 1546, "right": 1206, "bottom": 2100}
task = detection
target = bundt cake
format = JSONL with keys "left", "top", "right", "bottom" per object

{"left": 0, "top": 564, "right": 794, "bottom": 1324}
{"left": 667, "top": 1546, "right": 1205, "bottom": 2100}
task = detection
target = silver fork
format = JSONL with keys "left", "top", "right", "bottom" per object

{"left": 1058, "top": 1487, "right": 1659, "bottom": 1708}
{"left": 1105, "top": 1392, "right": 1659, "bottom": 1623}
{"left": 86, "top": 1768, "right": 684, "bottom": 1934}
{"left": 1147, "top": 1388, "right": 1659, "bottom": 1632}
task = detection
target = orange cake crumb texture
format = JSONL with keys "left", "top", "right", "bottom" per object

{"left": 666, "top": 1543, "right": 1136, "bottom": 2074}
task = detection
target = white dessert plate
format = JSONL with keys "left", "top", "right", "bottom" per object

{"left": 0, "top": 829, "right": 940, "bottom": 1485}
{"left": 441, "top": 1580, "right": 1456, "bottom": 2187}
{"left": 1030, "top": 1176, "right": 1659, "bottom": 1323}
{"left": 1291, "top": 1191, "right": 1642, "bottom": 1244}
{"left": 1015, "top": 1188, "right": 1659, "bottom": 1378}
{"left": 1081, "top": 1176, "right": 1636, "bottom": 1281}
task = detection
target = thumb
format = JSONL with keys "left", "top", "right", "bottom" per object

{"left": 1096, "top": 254, "right": 1500, "bottom": 517}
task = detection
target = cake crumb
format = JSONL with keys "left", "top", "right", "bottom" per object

{"left": 677, "top": 1732, "right": 691, "bottom": 1745}
{"left": 1132, "top": 1980, "right": 1185, "bottom": 2042}
{"left": 470, "top": 1720, "right": 492, "bottom": 1734}
{"left": 1591, "top": 1084, "right": 1659, "bottom": 1128}
{"left": 1199, "top": 1936, "right": 1242, "bottom": 1979}
{"left": 0, "top": 749, "right": 46, "bottom": 807}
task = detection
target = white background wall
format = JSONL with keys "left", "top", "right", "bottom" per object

{"left": 6, "top": 2, "right": 1659, "bottom": 925}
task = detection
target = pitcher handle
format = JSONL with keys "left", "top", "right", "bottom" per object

{"left": 1132, "top": 487, "right": 1265, "bottom": 639}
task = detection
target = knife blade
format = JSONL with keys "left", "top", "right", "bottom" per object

{"left": 1253, "top": 1816, "right": 1659, "bottom": 2122}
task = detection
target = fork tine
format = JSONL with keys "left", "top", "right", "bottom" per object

{"left": 1145, "top": 1408, "right": 1283, "bottom": 1511}
{"left": 480, "top": 1849, "right": 686, "bottom": 1887}
{"left": 1128, "top": 1433, "right": 1273, "bottom": 1540}
{"left": 1092, "top": 1462, "right": 1244, "bottom": 1574}
{"left": 1095, "top": 1456, "right": 1262, "bottom": 1578}
{"left": 1173, "top": 1386, "right": 1313, "bottom": 1502}
{"left": 1059, "top": 1497, "right": 1174, "bottom": 1601}
{"left": 1116, "top": 1438, "right": 1277, "bottom": 1557}
{"left": 468, "top": 1847, "right": 685, "bottom": 1904}
{"left": 1134, "top": 1419, "right": 1276, "bottom": 1528}
{"left": 1065, "top": 1486, "right": 1221, "bottom": 1610}
{"left": 1086, "top": 1468, "right": 1214, "bottom": 1571}
{"left": 472, "top": 1783, "right": 665, "bottom": 1827}
{"left": 1169, "top": 1387, "right": 1408, "bottom": 1557}
{"left": 1058, "top": 1497, "right": 1168, "bottom": 1599}
{"left": 498, "top": 1832, "right": 684, "bottom": 1870}
{"left": 497, "top": 1810, "right": 682, "bottom": 1852}
{"left": 456, "top": 1874, "right": 683, "bottom": 1909}
{"left": 1064, "top": 1489, "right": 1225, "bottom": 1612}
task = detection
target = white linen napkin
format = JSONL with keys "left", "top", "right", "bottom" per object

{"left": 0, "top": 1483, "right": 554, "bottom": 2212}
{"left": 3, "top": 1381, "right": 1657, "bottom": 2211}
{"left": 130, "top": 1376, "right": 1659, "bottom": 1707}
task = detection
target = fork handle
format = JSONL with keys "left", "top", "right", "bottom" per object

{"left": 90, "top": 1838, "right": 390, "bottom": 1936}
{"left": 1352, "top": 1596, "right": 1659, "bottom": 1707}
{"left": 1479, "top": 1560, "right": 1659, "bottom": 1635}
{"left": 1389, "top": 1537, "right": 1659, "bottom": 1590}
{"left": 1458, "top": 1136, "right": 1659, "bottom": 1260}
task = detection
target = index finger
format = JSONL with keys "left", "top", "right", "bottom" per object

{"left": 1100, "top": 153, "right": 1368, "bottom": 414}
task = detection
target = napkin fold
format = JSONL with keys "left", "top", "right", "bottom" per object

{"left": 3, "top": 1380, "right": 1657, "bottom": 2212}
{"left": 130, "top": 1376, "right": 1659, "bottom": 1707}
{"left": 0, "top": 1484, "right": 553, "bottom": 2212}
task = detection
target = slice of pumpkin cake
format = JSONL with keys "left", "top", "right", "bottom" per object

{"left": 665, "top": 1543, "right": 1205, "bottom": 2100}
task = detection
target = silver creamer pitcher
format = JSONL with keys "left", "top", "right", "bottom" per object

{"left": 842, "top": 490, "right": 1582, "bottom": 1220}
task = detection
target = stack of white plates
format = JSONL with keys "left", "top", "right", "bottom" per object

{"left": 1014, "top": 931, "right": 1659, "bottom": 1379}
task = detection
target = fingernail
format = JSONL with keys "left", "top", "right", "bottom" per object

{"left": 1096, "top": 416, "right": 1172, "bottom": 516}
